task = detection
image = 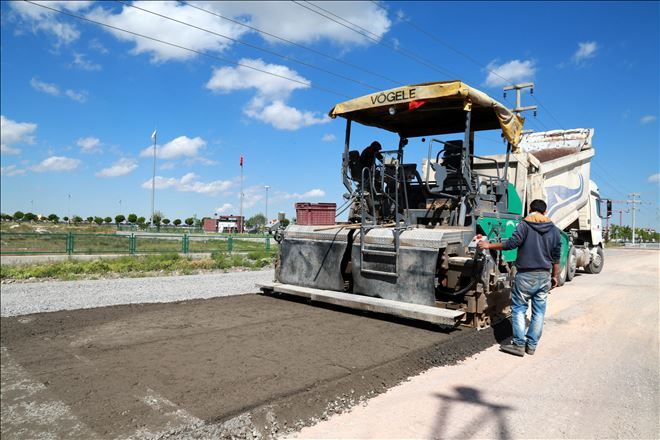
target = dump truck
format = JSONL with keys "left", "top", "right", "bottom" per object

{"left": 260, "top": 81, "right": 610, "bottom": 328}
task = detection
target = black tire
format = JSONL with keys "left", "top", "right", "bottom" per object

{"left": 584, "top": 246, "right": 604, "bottom": 274}
{"left": 557, "top": 260, "right": 567, "bottom": 287}
{"left": 566, "top": 246, "right": 577, "bottom": 282}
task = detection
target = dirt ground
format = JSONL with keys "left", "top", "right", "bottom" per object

{"left": 1, "top": 293, "right": 507, "bottom": 439}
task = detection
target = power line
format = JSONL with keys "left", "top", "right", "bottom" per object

{"left": 116, "top": 0, "right": 382, "bottom": 93}
{"left": 291, "top": 0, "right": 462, "bottom": 79}
{"left": 372, "top": 0, "right": 566, "bottom": 131}
{"left": 24, "top": 0, "right": 351, "bottom": 99}
{"left": 181, "top": 0, "right": 404, "bottom": 87}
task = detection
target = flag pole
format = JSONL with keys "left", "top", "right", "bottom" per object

{"left": 239, "top": 154, "right": 244, "bottom": 233}
{"left": 150, "top": 129, "right": 157, "bottom": 226}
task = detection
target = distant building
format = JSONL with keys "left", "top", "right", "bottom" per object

{"left": 202, "top": 215, "right": 244, "bottom": 233}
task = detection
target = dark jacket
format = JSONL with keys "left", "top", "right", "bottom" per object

{"left": 502, "top": 213, "right": 562, "bottom": 272}
{"left": 360, "top": 145, "right": 383, "bottom": 169}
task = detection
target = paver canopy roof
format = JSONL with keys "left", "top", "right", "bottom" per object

{"left": 329, "top": 80, "right": 525, "bottom": 148}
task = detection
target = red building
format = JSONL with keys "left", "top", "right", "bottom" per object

{"left": 203, "top": 215, "right": 244, "bottom": 233}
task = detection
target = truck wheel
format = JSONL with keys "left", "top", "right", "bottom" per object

{"left": 584, "top": 246, "right": 604, "bottom": 274}
{"left": 557, "top": 262, "right": 567, "bottom": 287}
{"left": 566, "top": 246, "right": 577, "bottom": 282}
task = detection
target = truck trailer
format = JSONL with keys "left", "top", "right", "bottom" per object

{"left": 260, "top": 80, "right": 610, "bottom": 328}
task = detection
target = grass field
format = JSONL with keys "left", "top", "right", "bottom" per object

{"left": 1, "top": 228, "right": 275, "bottom": 255}
{"left": 0, "top": 251, "right": 276, "bottom": 281}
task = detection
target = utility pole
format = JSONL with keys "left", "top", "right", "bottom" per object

{"left": 67, "top": 194, "right": 71, "bottom": 222}
{"left": 264, "top": 185, "right": 270, "bottom": 230}
{"left": 628, "top": 193, "right": 641, "bottom": 245}
{"left": 503, "top": 83, "right": 537, "bottom": 115}
{"left": 150, "top": 129, "right": 157, "bottom": 226}
{"left": 239, "top": 154, "right": 244, "bottom": 233}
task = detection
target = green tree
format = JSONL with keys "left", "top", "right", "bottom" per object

{"left": 152, "top": 211, "right": 162, "bottom": 226}
{"left": 281, "top": 218, "right": 290, "bottom": 227}
{"left": 127, "top": 213, "right": 138, "bottom": 224}
{"left": 137, "top": 216, "right": 146, "bottom": 225}
{"left": 115, "top": 214, "right": 126, "bottom": 224}
{"left": 173, "top": 218, "right": 182, "bottom": 226}
{"left": 246, "top": 213, "right": 266, "bottom": 229}
{"left": 13, "top": 211, "right": 24, "bottom": 221}
{"left": 48, "top": 213, "right": 59, "bottom": 223}
{"left": 162, "top": 218, "right": 171, "bottom": 225}
{"left": 104, "top": 217, "right": 112, "bottom": 224}
{"left": 94, "top": 216, "right": 103, "bottom": 225}
{"left": 62, "top": 216, "right": 69, "bottom": 223}
{"left": 185, "top": 217, "right": 194, "bottom": 226}
{"left": 23, "top": 212, "right": 37, "bottom": 222}
{"left": 86, "top": 216, "right": 94, "bottom": 223}
{"left": 73, "top": 216, "right": 83, "bottom": 224}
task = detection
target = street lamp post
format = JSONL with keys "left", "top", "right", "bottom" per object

{"left": 264, "top": 185, "right": 270, "bottom": 230}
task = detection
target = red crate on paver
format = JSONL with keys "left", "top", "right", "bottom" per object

{"left": 295, "top": 203, "right": 336, "bottom": 225}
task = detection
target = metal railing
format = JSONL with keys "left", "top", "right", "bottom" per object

{"left": 0, "top": 232, "right": 273, "bottom": 255}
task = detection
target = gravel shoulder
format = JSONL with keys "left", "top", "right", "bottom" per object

{"left": 0, "top": 269, "right": 274, "bottom": 317}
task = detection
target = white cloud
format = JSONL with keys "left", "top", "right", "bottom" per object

{"left": 1, "top": 115, "right": 37, "bottom": 155}
{"left": 141, "top": 173, "right": 236, "bottom": 196}
{"left": 648, "top": 173, "right": 660, "bottom": 183}
{"left": 641, "top": 115, "right": 657, "bottom": 124}
{"left": 322, "top": 134, "right": 336, "bottom": 142}
{"left": 64, "top": 89, "right": 88, "bottom": 103}
{"left": 206, "top": 58, "right": 310, "bottom": 99}
{"left": 76, "top": 137, "right": 101, "bottom": 153}
{"left": 239, "top": 186, "right": 265, "bottom": 209}
{"left": 279, "top": 188, "right": 326, "bottom": 200}
{"left": 86, "top": 1, "right": 249, "bottom": 63}
{"left": 10, "top": 1, "right": 92, "bottom": 46}
{"left": 0, "top": 165, "right": 27, "bottom": 177}
{"left": 245, "top": 99, "right": 329, "bottom": 131}
{"left": 140, "top": 136, "right": 206, "bottom": 160}
{"left": 86, "top": 1, "right": 389, "bottom": 63}
{"left": 72, "top": 52, "right": 101, "bottom": 71}
{"left": 485, "top": 60, "right": 536, "bottom": 87}
{"left": 89, "top": 38, "right": 109, "bottom": 54}
{"left": 215, "top": 203, "right": 235, "bottom": 214}
{"left": 207, "top": 58, "right": 329, "bottom": 131}
{"left": 572, "top": 41, "right": 598, "bottom": 64}
{"left": 30, "top": 78, "right": 87, "bottom": 103}
{"left": 214, "top": 1, "right": 390, "bottom": 46}
{"left": 30, "top": 77, "right": 60, "bottom": 96}
{"left": 159, "top": 162, "right": 176, "bottom": 170}
{"left": 32, "top": 156, "right": 81, "bottom": 172}
{"left": 96, "top": 158, "right": 137, "bottom": 178}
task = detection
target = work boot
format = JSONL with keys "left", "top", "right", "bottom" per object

{"left": 500, "top": 344, "right": 525, "bottom": 357}
{"left": 525, "top": 345, "right": 536, "bottom": 355}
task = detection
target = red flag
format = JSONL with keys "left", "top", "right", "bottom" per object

{"left": 240, "top": 154, "right": 244, "bottom": 167}
{"left": 408, "top": 100, "right": 427, "bottom": 111}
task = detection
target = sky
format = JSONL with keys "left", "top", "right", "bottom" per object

{"left": 1, "top": 1, "right": 658, "bottom": 227}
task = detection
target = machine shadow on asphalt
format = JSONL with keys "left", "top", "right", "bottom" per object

{"left": 431, "top": 386, "right": 514, "bottom": 440}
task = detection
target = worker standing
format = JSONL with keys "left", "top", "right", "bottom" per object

{"left": 478, "top": 199, "right": 561, "bottom": 357}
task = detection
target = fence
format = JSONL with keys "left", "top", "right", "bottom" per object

{"left": 0, "top": 232, "right": 273, "bottom": 256}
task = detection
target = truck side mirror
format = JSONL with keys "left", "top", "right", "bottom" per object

{"left": 606, "top": 199, "right": 612, "bottom": 219}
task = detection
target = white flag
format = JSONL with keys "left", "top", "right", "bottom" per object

{"left": 151, "top": 129, "right": 157, "bottom": 142}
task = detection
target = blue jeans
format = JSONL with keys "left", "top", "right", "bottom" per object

{"left": 511, "top": 271, "right": 551, "bottom": 349}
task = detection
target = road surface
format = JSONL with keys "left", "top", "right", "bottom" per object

{"left": 292, "top": 248, "right": 659, "bottom": 439}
